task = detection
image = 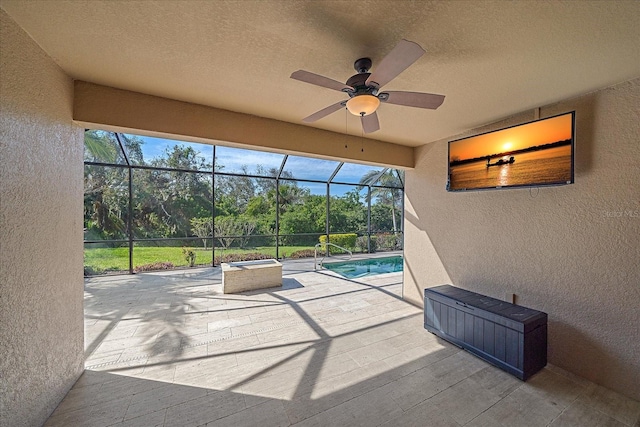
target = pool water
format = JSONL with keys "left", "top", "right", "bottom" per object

{"left": 323, "top": 256, "right": 403, "bottom": 279}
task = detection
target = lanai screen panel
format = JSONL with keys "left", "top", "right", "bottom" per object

{"left": 281, "top": 155, "right": 341, "bottom": 182}
{"left": 83, "top": 129, "right": 404, "bottom": 275}
{"left": 214, "top": 146, "right": 284, "bottom": 176}
{"left": 331, "top": 162, "right": 385, "bottom": 185}
{"left": 125, "top": 135, "right": 214, "bottom": 171}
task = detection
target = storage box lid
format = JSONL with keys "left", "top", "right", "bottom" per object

{"left": 425, "top": 284, "right": 547, "bottom": 328}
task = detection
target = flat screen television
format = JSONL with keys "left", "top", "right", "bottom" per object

{"left": 447, "top": 111, "right": 575, "bottom": 191}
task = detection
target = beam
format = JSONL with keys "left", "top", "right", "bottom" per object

{"left": 73, "top": 81, "right": 414, "bottom": 169}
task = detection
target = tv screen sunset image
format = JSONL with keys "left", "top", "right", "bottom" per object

{"left": 448, "top": 113, "right": 574, "bottom": 191}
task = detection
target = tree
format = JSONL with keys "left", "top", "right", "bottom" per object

{"left": 278, "top": 182, "right": 309, "bottom": 211}
{"left": 118, "top": 133, "right": 144, "bottom": 164}
{"left": 279, "top": 194, "right": 325, "bottom": 236}
{"left": 329, "top": 188, "right": 366, "bottom": 233}
{"left": 214, "top": 217, "right": 238, "bottom": 249}
{"left": 215, "top": 166, "right": 256, "bottom": 211}
{"left": 83, "top": 130, "right": 405, "bottom": 255}
{"left": 84, "top": 131, "right": 118, "bottom": 163}
{"left": 190, "top": 217, "right": 212, "bottom": 249}
{"left": 359, "top": 169, "right": 403, "bottom": 233}
{"left": 214, "top": 216, "right": 257, "bottom": 249}
{"left": 155, "top": 145, "right": 210, "bottom": 171}
{"left": 83, "top": 131, "right": 142, "bottom": 240}
{"left": 236, "top": 219, "right": 257, "bottom": 248}
{"left": 133, "top": 145, "right": 213, "bottom": 238}
{"left": 244, "top": 195, "right": 276, "bottom": 236}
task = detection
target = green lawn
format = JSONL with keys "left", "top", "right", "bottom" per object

{"left": 84, "top": 245, "right": 318, "bottom": 274}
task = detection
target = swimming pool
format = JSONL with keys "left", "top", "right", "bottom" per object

{"left": 322, "top": 256, "right": 403, "bottom": 279}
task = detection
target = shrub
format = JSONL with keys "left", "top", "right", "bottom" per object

{"left": 182, "top": 247, "right": 196, "bottom": 267}
{"left": 318, "top": 234, "right": 357, "bottom": 254}
{"left": 84, "top": 265, "right": 103, "bottom": 277}
{"left": 214, "top": 252, "right": 272, "bottom": 264}
{"left": 375, "top": 233, "right": 401, "bottom": 250}
{"left": 134, "top": 262, "right": 175, "bottom": 273}
{"left": 355, "top": 236, "right": 377, "bottom": 253}
{"left": 289, "top": 249, "right": 316, "bottom": 259}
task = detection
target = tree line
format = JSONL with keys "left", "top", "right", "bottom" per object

{"left": 84, "top": 131, "right": 403, "bottom": 249}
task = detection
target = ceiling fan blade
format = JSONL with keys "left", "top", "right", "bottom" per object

{"left": 291, "top": 70, "right": 353, "bottom": 92}
{"left": 361, "top": 112, "right": 380, "bottom": 134}
{"left": 302, "top": 101, "right": 346, "bottom": 123}
{"left": 382, "top": 91, "right": 445, "bottom": 109}
{"left": 365, "top": 40, "right": 425, "bottom": 89}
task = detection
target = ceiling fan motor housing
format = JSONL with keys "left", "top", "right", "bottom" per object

{"left": 346, "top": 73, "right": 370, "bottom": 92}
{"left": 346, "top": 58, "right": 378, "bottom": 97}
{"left": 345, "top": 74, "right": 380, "bottom": 100}
{"left": 353, "top": 57, "right": 372, "bottom": 73}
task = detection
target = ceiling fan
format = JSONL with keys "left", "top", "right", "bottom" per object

{"left": 290, "top": 39, "right": 445, "bottom": 134}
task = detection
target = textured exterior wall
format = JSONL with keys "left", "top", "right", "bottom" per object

{"left": 404, "top": 78, "right": 640, "bottom": 400}
{"left": 0, "top": 9, "right": 84, "bottom": 427}
{"left": 73, "top": 81, "right": 414, "bottom": 169}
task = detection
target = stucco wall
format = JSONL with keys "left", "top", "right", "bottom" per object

{"left": 0, "top": 9, "right": 84, "bottom": 427}
{"left": 404, "top": 77, "right": 640, "bottom": 400}
{"left": 73, "top": 81, "right": 415, "bottom": 169}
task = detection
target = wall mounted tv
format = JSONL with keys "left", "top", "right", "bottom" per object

{"left": 447, "top": 111, "right": 575, "bottom": 192}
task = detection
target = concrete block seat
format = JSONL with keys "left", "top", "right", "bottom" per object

{"left": 221, "top": 259, "right": 282, "bottom": 293}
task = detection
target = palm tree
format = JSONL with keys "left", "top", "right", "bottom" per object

{"left": 84, "top": 130, "right": 118, "bottom": 163}
{"left": 278, "top": 183, "right": 309, "bottom": 211}
{"left": 358, "top": 169, "right": 403, "bottom": 232}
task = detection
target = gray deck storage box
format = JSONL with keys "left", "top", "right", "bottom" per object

{"left": 424, "top": 285, "right": 547, "bottom": 380}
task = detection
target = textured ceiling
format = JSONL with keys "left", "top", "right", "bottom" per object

{"left": 2, "top": 0, "right": 639, "bottom": 147}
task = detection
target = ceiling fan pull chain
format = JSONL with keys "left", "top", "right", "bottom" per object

{"left": 345, "top": 108, "right": 348, "bottom": 149}
{"left": 360, "top": 114, "right": 364, "bottom": 152}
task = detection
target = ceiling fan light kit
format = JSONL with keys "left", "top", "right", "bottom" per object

{"left": 291, "top": 39, "right": 445, "bottom": 133}
{"left": 346, "top": 94, "right": 380, "bottom": 116}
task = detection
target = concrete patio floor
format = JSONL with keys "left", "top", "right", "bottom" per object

{"left": 46, "top": 256, "right": 639, "bottom": 426}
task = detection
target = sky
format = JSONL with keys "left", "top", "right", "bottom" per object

{"left": 138, "top": 136, "right": 214, "bottom": 168}
{"left": 133, "top": 135, "right": 387, "bottom": 193}
{"left": 449, "top": 113, "right": 573, "bottom": 161}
